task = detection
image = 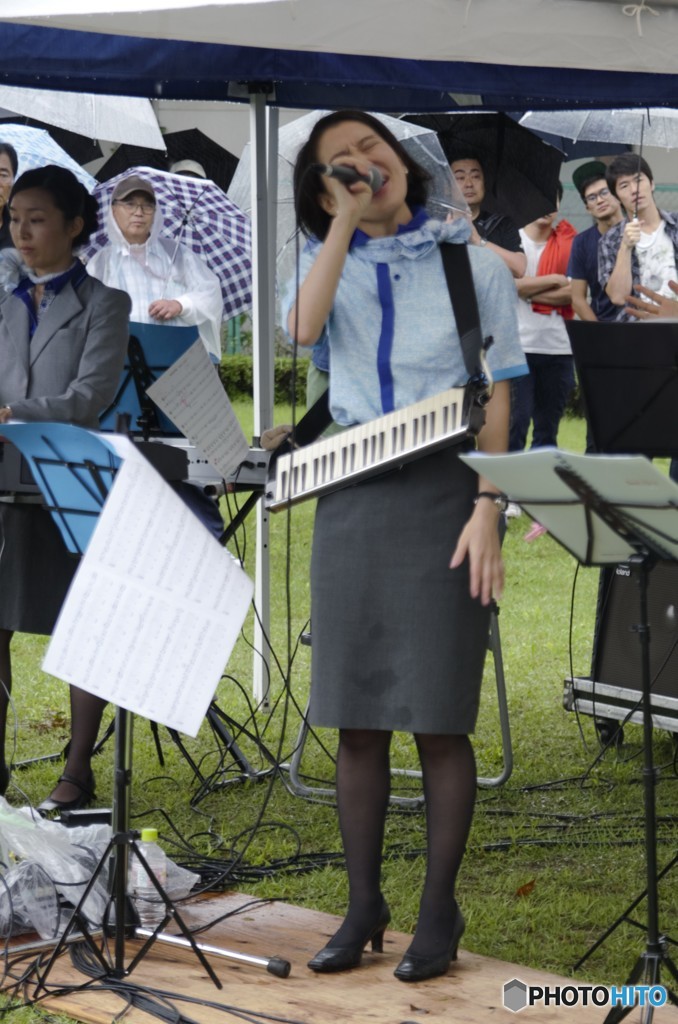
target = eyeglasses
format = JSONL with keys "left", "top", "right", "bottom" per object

{"left": 114, "top": 199, "right": 155, "bottom": 214}
{"left": 584, "top": 188, "right": 611, "bottom": 205}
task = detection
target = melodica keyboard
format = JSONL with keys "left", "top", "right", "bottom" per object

{"left": 266, "top": 384, "right": 484, "bottom": 511}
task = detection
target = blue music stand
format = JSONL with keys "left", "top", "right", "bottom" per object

{"left": 0, "top": 422, "right": 121, "bottom": 554}
{"left": 99, "top": 321, "right": 199, "bottom": 437}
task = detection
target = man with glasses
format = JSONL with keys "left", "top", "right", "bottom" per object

{"left": 87, "top": 174, "right": 223, "bottom": 361}
{"left": 599, "top": 153, "right": 678, "bottom": 321}
{"left": 567, "top": 161, "right": 623, "bottom": 322}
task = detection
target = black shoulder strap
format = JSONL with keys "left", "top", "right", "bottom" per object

{"left": 291, "top": 385, "right": 332, "bottom": 447}
{"left": 440, "top": 242, "right": 485, "bottom": 380}
{"left": 268, "top": 384, "right": 333, "bottom": 462}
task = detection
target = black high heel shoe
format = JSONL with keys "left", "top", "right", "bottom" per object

{"left": 37, "top": 771, "right": 96, "bottom": 814}
{"left": 394, "top": 905, "right": 465, "bottom": 983}
{"left": 307, "top": 898, "right": 391, "bottom": 973}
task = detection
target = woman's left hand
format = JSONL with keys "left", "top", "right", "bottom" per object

{"left": 149, "top": 298, "right": 183, "bottom": 321}
{"left": 449, "top": 499, "right": 504, "bottom": 606}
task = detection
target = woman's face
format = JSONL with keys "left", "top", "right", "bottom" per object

{"left": 9, "top": 188, "right": 83, "bottom": 277}
{"left": 0, "top": 152, "right": 14, "bottom": 213}
{"left": 112, "top": 190, "right": 155, "bottom": 245}
{"left": 315, "top": 120, "right": 411, "bottom": 237}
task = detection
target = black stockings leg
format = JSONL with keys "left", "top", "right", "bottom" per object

{"left": 327, "top": 728, "right": 392, "bottom": 948}
{"left": 46, "top": 685, "right": 106, "bottom": 802}
{"left": 407, "top": 732, "right": 477, "bottom": 957}
{"left": 0, "top": 630, "right": 12, "bottom": 782}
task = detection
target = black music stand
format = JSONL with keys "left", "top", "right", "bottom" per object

{"left": 461, "top": 447, "right": 678, "bottom": 1022}
{"left": 0, "top": 422, "right": 290, "bottom": 989}
{"left": 567, "top": 319, "right": 678, "bottom": 458}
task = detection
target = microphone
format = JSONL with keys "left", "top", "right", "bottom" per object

{"left": 314, "top": 163, "right": 383, "bottom": 193}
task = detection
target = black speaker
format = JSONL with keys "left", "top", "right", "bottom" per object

{"left": 592, "top": 562, "right": 678, "bottom": 700}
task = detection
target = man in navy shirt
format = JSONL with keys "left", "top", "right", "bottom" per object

{"left": 567, "top": 161, "right": 623, "bottom": 322}
{"left": 450, "top": 148, "right": 526, "bottom": 279}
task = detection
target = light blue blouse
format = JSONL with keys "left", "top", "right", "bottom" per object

{"left": 283, "top": 210, "right": 526, "bottom": 427}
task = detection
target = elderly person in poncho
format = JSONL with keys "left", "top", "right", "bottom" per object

{"left": 87, "top": 174, "right": 223, "bottom": 362}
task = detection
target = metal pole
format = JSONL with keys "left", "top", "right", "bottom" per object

{"left": 249, "top": 91, "right": 276, "bottom": 709}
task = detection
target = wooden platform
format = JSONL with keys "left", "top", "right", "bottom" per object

{"left": 3, "top": 893, "right": 678, "bottom": 1024}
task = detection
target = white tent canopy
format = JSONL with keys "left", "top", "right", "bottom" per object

{"left": 4, "top": 0, "right": 678, "bottom": 77}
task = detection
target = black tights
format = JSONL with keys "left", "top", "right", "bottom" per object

{"left": 0, "top": 630, "right": 13, "bottom": 774}
{"left": 0, "top": 631, "right": 105, "bottom": 802}
{"left": 328, "top": 727, "right": 476, "bottom": 956}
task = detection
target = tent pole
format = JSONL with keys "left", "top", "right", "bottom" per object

{"left": 250, "top": 91, "right": 275, "bottom": 709}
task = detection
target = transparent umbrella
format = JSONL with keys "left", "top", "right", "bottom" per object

{"left": 0, "top": 124, "right": 96, "bottom": 190}
{"left": 519, "top": 108, "right": 678, "bottom": 150}
{"left": 228, "top": 110, "right": 468, "bottom": 299}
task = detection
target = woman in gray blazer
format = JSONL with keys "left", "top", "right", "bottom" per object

{"left": 0, "top": 165, "right": 131, "bottom": 808}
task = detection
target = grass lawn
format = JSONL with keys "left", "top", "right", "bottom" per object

{"left": 4, "top": 408, "right": 678, "bottom": 1007}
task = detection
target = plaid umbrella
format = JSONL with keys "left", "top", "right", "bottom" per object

{"left": 83, "top": 166, "right": 252, "bottom": 320}
{"left": 0, "top": 123, "right": 96, "bottom": 190}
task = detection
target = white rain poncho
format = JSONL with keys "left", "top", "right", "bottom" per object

{"left": 87, "top": 188, "right": 223, "bottom": 361}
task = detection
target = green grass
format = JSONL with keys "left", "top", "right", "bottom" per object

{"left": 4, "top": 407, "right": 678, "bottom": 1006}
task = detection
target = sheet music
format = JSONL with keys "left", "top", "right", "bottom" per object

{"left": 146, "top": 340, "right": 250, "bottom": 480}
{"left": 461, "top": 448, "right": 678, "bottom": 565}
{"left": 43, "top": 436, "right": 253, "bottom": 736}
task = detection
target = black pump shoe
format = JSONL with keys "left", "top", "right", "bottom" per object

{"left": 394, "top": 906, "right": 465, "bottom": 983}
{"left": 307, "top": 899, "right": 391, "bottom": 973}
{"left": 37, "top": 771, "right": 96, "bottom": 815}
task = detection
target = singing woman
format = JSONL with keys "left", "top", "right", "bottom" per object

{"left": 285, "top": 111, "right": 526, "bottom": 982}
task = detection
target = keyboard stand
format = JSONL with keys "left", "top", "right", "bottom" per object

{"left": 286, "top": 600, "right": 513, "bottom": 808}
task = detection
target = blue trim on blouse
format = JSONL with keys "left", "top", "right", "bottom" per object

{"left": 350, "top": 205, "right": 429, "bottom": 250}
{"left": 375, "top": 263, "right": 395, "bottom": 413}
{"left": 357, "top": 209, "right": 430, "bottom": 413}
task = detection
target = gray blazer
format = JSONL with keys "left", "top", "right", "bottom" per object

{"left": 0, "top": 273, "right": 131, "bottom": 430}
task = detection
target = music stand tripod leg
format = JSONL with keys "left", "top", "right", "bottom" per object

{"left": 601, "top": 556, "right": 678, "bottom": 1023}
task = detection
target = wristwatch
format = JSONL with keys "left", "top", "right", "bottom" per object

{"left": 474, "top": 490, "right": 508, "bottom": 512}
{"left": 478, "top": 237, "right": 488, "bottom": 247}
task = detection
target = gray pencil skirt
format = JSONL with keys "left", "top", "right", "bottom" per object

{"left": 0, "top": 503, "right": 79, "bottom": 635}
{"left": 308, "top": 446, "right": 491, "bottom": 735}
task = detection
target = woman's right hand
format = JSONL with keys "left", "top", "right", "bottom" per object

{"left": 322, "top": 171, "right": 374, "bottom": 231}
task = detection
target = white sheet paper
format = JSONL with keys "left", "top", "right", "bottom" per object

{"left": 43, "top": 436, "right": 253, "bottom": 736}
{"left": 462, "top": 448, "right": 678, "bottom": 566}
{"left": 146, "top": 340, "right": 250, "bottom": 480}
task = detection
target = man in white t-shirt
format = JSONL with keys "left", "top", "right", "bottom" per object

{"left": 510, "top": 183, "right": 576, "bottom": 453}
{"left": 599, "top": 154, "right": 678, "bottom": 321}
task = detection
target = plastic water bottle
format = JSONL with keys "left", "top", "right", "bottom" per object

{"left": 129, "top": 828, "right": 167, "bottom": 927}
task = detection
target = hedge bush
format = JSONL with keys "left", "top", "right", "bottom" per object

{"left": 219, "top": 355, "right": 309, "bottom": 405}
{"left": 220, "top": 353, "right": 585, "bottom": 419}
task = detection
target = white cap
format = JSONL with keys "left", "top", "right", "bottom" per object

{"left": 170, "top": 159, "right": 207, "bottom": 179}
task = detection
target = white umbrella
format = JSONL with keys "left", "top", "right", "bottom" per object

{"left": 519, "top": 109, "right": 678, "bottom": 150}
{"left": 228, "top": 109, "right": 469, "bottom": 299}
{"left": 0, "top": 85, "right": 165, "bottom": 150}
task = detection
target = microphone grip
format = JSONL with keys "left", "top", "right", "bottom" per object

{"left": 314, "top": 163, "right": 382, "bottom": 192}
